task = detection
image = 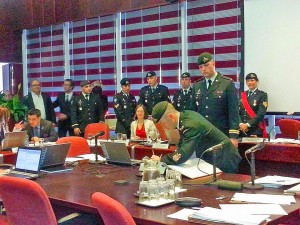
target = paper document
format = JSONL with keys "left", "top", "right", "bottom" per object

{"left": 167, "top": 209, "right": 197, "bottom": 221}
{"left": 231, "top": 193, "right": 295, "bottom": 205}
{"left": 220, "top": 204, "right": 287, "bottom": 215}
{"left": 77, "top": 153, "right": 106, "bottom": 161}
{"left": 284, "top": 183, "right": 300, "bottom": 195}
{"left": 168, "top": 158, "right": 222, "bottom": 179}
{"left": 254, "top": 175, "right": 300, "bottom": 188}
{"left": 189, "top": 207, "right": 269, "bottom": 225}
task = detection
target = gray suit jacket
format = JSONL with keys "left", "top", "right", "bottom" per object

{"left": 23, "top": 119, "right": 58, "bottom": 142}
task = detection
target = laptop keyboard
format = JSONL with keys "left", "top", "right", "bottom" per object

{"left": 8, "top": 171, "right": 38, "bottom": 178}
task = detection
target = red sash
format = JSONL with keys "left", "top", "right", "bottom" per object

{"left": 241, "top": 92, "right": 267, "bottom": 138}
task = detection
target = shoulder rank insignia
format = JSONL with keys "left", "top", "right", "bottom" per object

{"left": 172, "top": 153, "right": 182, "bottom": 162}
{"left": 263, "top": 101, "right": 268, "bottom": 108}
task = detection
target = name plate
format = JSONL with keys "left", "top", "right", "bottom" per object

{"left": 241, "top": 137, "right": 265, "bottom": 143}
{"left": 152, "top": 143, "right": 169, "bottom": 149}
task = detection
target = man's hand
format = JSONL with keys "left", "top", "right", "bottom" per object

{"left": 239, "top": 123, "right": 249, "bottom": 132}
{"left": 31, "top": 136, "right": 39, "bottom": 142}
{"left": 14, "top": 120, "right": 24, "bottom": 130}
{"left": 74, "top": 128, "right": 81, "bottom": 136}
{"left": 151, "top": 155, "right": 162, "bottom": 161}
{"left": 230, "top": 138, "right": 238, "bottom": 148}
{"left": 57, "top": 113, "right": 67, "bottom": 121}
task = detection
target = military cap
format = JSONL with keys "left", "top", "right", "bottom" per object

{"left": 152, "top": 101, "right": 169, "bottom": 123}
{"left": 146, "top": 71, "right": 156, "bottom": 78}
{"left": 120, "top": 78, "right": 130, "bottom": 85}
{"left": 197, "top": 52, "right": 213, "bottom": 65}
{"left": 80, "top": 80, "right": 90, "bottom": 87}
{"left": 246, "top": 73, "right": 258, "bottom": 81}
{"left": 181, "top": 72, "right": 191, "bottom": 78}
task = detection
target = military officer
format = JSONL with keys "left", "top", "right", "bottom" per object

{"left": 239, "top": 73, "right": 268, "bottom": 137}
{"left": 172, "top": 72, "right": 196, "bottom": 112}
{"left": 71, "top": 80, "right": 104, "bottom": 137}
{"left": 113, "top": 78, "right": 137, "bottom": 138}
{"left": 138, "top": 71, "right": 170, "bottom": 115}
{"left": 193, "top": 52, "right": 240, "bottom": 147}
{"left": 151, "top": 101, "right": 241, "bottom": 173}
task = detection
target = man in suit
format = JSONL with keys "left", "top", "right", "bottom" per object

{"left": 151, "top": 101, "right": 241, "bottom": 173}
{"left": 172, "top": 72, "right": 196, "bottom": 112}
{"left": 71, "top": 80, "right": 104, "bottom": 137}
{"left": 138, "top": 71, "right": 170, "bottom": 115}
{"left": 53, "top": 79, "right": 76, "bottom": 137}
{"left": 22, "top": 79, "right": 56, "bottom": 124}
{"left": 14, "top": 109, "right": 58, "bottom": 142}
{"left": 113, "top": 78, "right": 137, "bottom": 138}
{"left": 239, "top": 73, "right": 268, "bottom": 137}
{"left": 193, "top": 52, "right": 240, "bottom": 147}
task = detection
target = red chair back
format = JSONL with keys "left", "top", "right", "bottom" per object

{"left": 56, "top": 136, "right": 90, "bottom": 157}
{"left": 84, "top": 122, "right": 110, "bottom": 140}
{"left": 92, "top": 192, "right": 136, "bottom": 225}
{"left": 278, "top": 119, "right": 300, "bottom": 139}
{"left": 0, "top": 176, "right": 57, "bottom": 225}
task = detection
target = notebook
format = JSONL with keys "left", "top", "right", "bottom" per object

{"left": 1, "top": 131, "right": 27, "bottom": 150}
{"left": 5, "top": 147, "right": 42, "bottom": 179}
{"left": 100, "top": 142, "right": 141, "bottom": 166}
{"left": 22, "top": 143, "right": 72, "bottom": 173}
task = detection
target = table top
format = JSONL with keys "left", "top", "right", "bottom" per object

{"left": 36, "top": 163, "right": 300, "bottom": 225}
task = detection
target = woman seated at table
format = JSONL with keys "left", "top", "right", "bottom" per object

{"left": 131, "top": 104, "right": 157, "bottom": 140}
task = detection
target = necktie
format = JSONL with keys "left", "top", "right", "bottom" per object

{"left": 184, "top": 90, "right": 188, "bottom": 95}
{"left": 151, "top": 87, "right": 155, "bottom": 93}
{"left": 65, "top": 94, "right": 69, "bottom": 102}
{"left": 34, "top": 127, "right": 39, "bottom": 137}
{"left": 248, "top": 91, "right": 253, "bottom": 97}
{"left": 85, "top": 94, "right": 89, "bottom": 100}
{"left": 207, "top": 79, "right": 212, "bottom": 89}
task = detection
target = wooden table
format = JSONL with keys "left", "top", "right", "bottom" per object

{"left": 36, "top": 163, "right": 300, "bottom": 225}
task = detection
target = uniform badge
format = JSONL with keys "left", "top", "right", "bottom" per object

{"left": 78, "top": 100, "right": 82, "bottom": 111}
{"left": 172, "top": 153, "right": 182, "bottom": 162}
{"left": 253, "top": 100, "right": 257, "bottom": 106}
{"left": 124, "top": 105, "right": 127, "bottom": 109}
{"left": 114, "top": 104, "right": 119, "bottom": 108}
{"left": 114, "top": 98, "right": 117, "bottom": 103}
{"left": 263, "top": 101, "right": 268, "bottom": 108}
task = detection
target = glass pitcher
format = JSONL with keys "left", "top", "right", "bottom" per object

{"left": 142, "top": 159, "right": 161, "bottom": 181}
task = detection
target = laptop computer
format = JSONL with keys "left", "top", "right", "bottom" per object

{"left": 1, "top": 131, "right": 27, "bottom": 150}
{"left": 100, "top": 142, "right": 141, "bottom": 166}
{"left": 4, "top": 147, "right": 42, "bottom": 179}
{"left": 21, "top": 143, "right": 72, "bottom": 173}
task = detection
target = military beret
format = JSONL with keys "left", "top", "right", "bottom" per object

{"left": 152, "top": 101, "right": 169, "bottom": 123}
{"left": 80, "top": 80, "right": 90, "bottom": 87}
{"left": 146, "top": 71, "right": 156, "bottom": 78}
{"left": 120, "top": 78, "right": 131, "bottom": 85}
{"left": 181, "top": 72, "right": 191, "bottom": 78}
{"left": 246, "top": 73, "right": 258, "bottom": 81}
{"left": 197, "top": 52, "right": 213, "bottom": 65}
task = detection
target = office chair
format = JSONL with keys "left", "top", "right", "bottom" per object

{"left": 56, "top": 136, "right": 91, "bottom": 157}
{"left": 278, "top": 119, "right": 300, "bottom": 139}
{"left": 84, "top": 122, "right": 110, "bottom": 140}
{"left": 0, "top": 176, "right": 81, "bottom": 225}
{"left": 92, "top": 192, "right": 136, "bottom": 225}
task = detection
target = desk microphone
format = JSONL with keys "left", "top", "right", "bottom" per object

{"left": 245, "top": 142, "right": 265, "bottom": 154}
{"left": 267, "top": 125, "right": 275, "bottom": 142}
{"left": 206, "top": 142, "right": 224, "bottom": 152}
{"left": 91, "top": 131, "right": 105, "bottom": 164}
{"left": 91, "top": 131, "right": 105, "bottom": 139}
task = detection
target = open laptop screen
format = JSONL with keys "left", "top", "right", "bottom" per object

{"left": 16, "top": 148, "right": 42, "bottom": 172}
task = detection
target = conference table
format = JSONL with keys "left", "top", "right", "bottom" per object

{"left": 35, "top": 163, "right": 300, "bottom": 225}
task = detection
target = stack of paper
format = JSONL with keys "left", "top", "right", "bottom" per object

{"left": 65, "top": 153, "right": 106, "bottom": 163}
{"left": 254, "top": 175, "right": 300, "bottom": 188}
{"left": 231, "top": 193, "right": 296, "bottom": 205}
{"left": 189, "top": 207, "right": 269, "bottom": 225}
{"left": 167, "top": 158, "right": 222, "bottom": 179}
{"left": 284, "top": 183, "right": 300, "bottom": 195}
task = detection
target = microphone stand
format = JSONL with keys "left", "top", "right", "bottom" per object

{"left": 243, "top": 151, "right": 264, "bottom": 190}
{"left": 90, "top": 133, "right": 103, "bottom": 164}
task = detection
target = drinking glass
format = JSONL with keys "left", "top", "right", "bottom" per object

{"left": 147, "top": 183, "right": 159, "bottom": 201}
{"left": 121, "top": 133, "right": 127, "bottom": 141}
{"left": 138, "top": 181, "right": 148, "bottom": 202}
{"left": 117, "top": 133, "right": 122, "bottom": 140}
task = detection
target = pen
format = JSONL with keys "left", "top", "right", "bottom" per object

{"left": 152, "top": 148, "right": 155, "bottom": 155}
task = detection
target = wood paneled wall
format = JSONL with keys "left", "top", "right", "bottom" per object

{"left": 0, "top": 0, "right": 179, "bottom": 62}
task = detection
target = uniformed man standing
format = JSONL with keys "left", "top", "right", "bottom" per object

{"left": 193, "top": 52, "right": 240, "bottom": 147}
{"left": 113, "top": 78, "right": 137, "bottom": 138}
{"left": 138, "top": 71, "right": 170, "bottom": 115}
{"left": 172, "top": 72, "right": 196, "bottom": 112}
{"left": 71, "top": 80, "right": 104, "bottom": 137}
{"left": 239, "top": 73, "right": 268, "bottom": 137}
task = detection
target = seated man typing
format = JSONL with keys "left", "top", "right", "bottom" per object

{"left": 151, "top": 101, "right": 241, "bottom": 173}
{"left": 14, "top": 109, "right": 58, "bottom": 143}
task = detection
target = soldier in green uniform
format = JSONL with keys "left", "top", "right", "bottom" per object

{"left": 193, "top": 52, "right": 240, "bottom": 147}
{"left": 138, "top": 71, "right": 170, "bottom": 115}
{"left": 113, "top": 78, "right": 137, "bottom": 138}
{"left": 151, "top": 101, "right": 241, "bottom": 173}
{"left": 172, "top": 72, "right": 196, "bottom": 112}
{"left": 71, "top": 80, "right": 104, "bottom": 137}
{"left": 239, "top": 73, "right": 268, "bottom": 137}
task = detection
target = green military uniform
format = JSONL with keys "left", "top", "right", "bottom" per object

{"left": 113, "top": 91, "right": 137, "bottom": 138}
{"left": 172, "top": 87, "right": 196, "bottom": 112}
{"left": 71, "top": 93, "right": 104, "bottom": 135}
{"left": 152, "top": 102, "right": 241, "bottom": 173}
{"left": 239, "top": 89, "right": 268, "bottom": 137}
{"left": 193, "top": 73, "right": 240, "bottom": 139}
